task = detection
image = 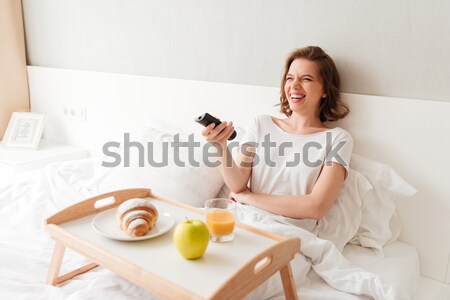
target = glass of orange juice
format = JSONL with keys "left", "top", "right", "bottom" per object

{"left": 205, "top": 198, "right": 236, "bottom": 242}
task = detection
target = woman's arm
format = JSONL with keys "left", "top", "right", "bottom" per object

{"left": 230, "top": 162, "right": 346, "bottom": 220}
{"left": 219, "top": 145, "right": 255, "bottom": 193}
{"left": 201, "top": 121, "right": 254, "bottom": 193}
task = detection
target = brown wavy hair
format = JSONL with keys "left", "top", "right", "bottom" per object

{"left": 279, "top": 46, "right": 349, "bottom": 122}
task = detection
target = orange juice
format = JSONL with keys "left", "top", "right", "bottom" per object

{"left": 206, "top": 210, "right": 235, "bottom": 236}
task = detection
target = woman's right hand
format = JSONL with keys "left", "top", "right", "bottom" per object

{"left": 201, "top": 118, "right": 251, "bottom": 193}
{"left": 201, "top": 119, "right": 235, "bottom": 149}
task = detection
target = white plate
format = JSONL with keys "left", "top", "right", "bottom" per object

{"left": 92, "top": 209, "right": 175, "bottom": 241}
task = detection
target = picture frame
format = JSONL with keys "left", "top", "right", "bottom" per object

{"left": 2, "top": 112, "right": 47, "bottom": 150}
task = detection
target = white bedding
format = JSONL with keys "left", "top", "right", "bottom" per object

{"left": 0, "top": 158, "right": 418, "bottom": 300}
{"left": 343, "top": 242, "right": 420, "bottom": 296}
{"left": 288, "top": 242, "right": 420, "bottom": 300}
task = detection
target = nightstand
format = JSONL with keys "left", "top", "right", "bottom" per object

{"left": 0, "top": 139, "right": 88, "bottom": 179}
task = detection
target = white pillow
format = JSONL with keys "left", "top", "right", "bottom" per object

{"left": 100, "top": 119, "right": 224, "bottom": 207}
{"left": 348, "top": 154, "right": 417, "bottom": 253}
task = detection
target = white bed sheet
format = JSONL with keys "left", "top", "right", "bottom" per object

{"left": 0, "top": 158, "right": 417, "bottom": 300}
{"left": 343, "top": 242, "right": 420, "bottom": 297}
{"left": 267, "top": 242, "right": 419, "bottom": 300}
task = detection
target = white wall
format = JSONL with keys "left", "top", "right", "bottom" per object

{"left": 22, "top": 0, "right": 450, "bottom": 102}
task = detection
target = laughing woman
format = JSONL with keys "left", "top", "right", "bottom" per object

{"left": 201, "top": 46, "right": 352, "bottom": 232}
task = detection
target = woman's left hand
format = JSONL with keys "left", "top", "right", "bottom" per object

{"left": 229, "top": 188, "right": 252, "bottom": 205}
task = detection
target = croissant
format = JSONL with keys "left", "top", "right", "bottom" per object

{"left": 116, "top": 198, "right": 159, "bottom": 237}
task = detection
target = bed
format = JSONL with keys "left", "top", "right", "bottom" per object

{"left": 0, "top": 157, "right": 417, "bottom": 300}
{"left": 0, "top": 66, "right": 449, "bottom": 299}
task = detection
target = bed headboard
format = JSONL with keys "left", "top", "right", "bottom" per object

{"left": 28, "top": 66, "right": 450, "bottom": 284}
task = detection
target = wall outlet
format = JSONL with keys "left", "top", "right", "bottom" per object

{"left": 63, "top": 106, "right": 87, "bottom": 122}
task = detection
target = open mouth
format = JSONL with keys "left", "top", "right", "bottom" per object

{"left": 290, "top": 93, "right": 306, "bottom": 103}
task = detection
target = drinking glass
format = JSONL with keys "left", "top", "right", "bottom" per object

{"left": 205, "top": 198, "right": 236, "bottom": 242}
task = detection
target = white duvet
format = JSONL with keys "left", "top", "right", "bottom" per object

{"left": 0, "top": 159, "right": 410, "bottom": 300}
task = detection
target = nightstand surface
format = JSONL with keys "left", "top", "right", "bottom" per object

{"left": 0, "top": 139, "right": 88, "bottom": 173}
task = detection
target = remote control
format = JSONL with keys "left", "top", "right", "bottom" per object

{"left": 195, "top": 113, "right": 237, "bottom": 140}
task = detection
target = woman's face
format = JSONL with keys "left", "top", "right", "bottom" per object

{"left": 284, "top": 58, "right": 325, "bottom": 117}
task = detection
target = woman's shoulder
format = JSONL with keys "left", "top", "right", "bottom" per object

{"left": 328, "top": 127, "right": 353, "bottom": 146}
{"left": 254, "top": 114, "right": 288, "bottom": 127}
{"left": 329, "top": 126, "right": 352, "bottom": 136}
{"left": 242, "top": 115, "right": 279, "bottom": 140}
{"left": 246, "top": 114, "right": 275, "bottom": 129}
{"left": 253, "top": 114, "right": 273, "bottom": 123}
{"left": 241, "top": 115, "right": 271, "bottom": 141}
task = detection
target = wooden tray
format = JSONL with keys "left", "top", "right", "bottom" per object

{"left": 45, "top": 188, "right": 301, "bottom": 300}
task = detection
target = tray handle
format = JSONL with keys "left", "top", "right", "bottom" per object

{"left": 210, "top": 237, "right": 300, "bottom": 300}
{"left": 46, "top": 188, "right": 152, "bottom": 225}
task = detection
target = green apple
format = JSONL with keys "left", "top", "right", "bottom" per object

{"left": 173, "top": 219, "right": 210, "bottom": 259}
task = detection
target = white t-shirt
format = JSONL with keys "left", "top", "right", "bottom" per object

{"left": 239, "top": 114, "right": 353, "bottom": 232}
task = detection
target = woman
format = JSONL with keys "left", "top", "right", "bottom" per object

{"left": 201, "top": 46, "right": 352, "bottom": 228}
